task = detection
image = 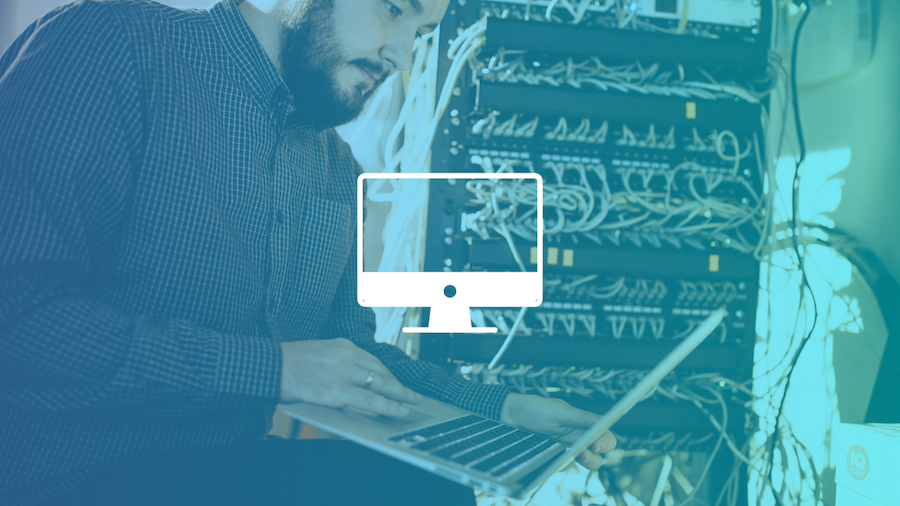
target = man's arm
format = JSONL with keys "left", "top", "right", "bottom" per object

{"left": 0, "top": 3, "right": 281, "bottom": 417}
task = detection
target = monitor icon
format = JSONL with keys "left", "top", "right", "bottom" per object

{"left": 357, "top": 173, "right": 544, "bottom": 334}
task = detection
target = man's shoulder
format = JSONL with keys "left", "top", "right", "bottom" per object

{"left": 32, "top": 0, "right": 176, "bottom": 26}
{"left": 63, "top": 0, "right": 203, "bottom": 21}
{"left": 2, "top": 0, "right": 220, "bottom": 83}
{"left": 89, "top": 0, "right": 212, "bottom": 36}
{"left": 27, "top": 0, "right": 209, "bottom": 50}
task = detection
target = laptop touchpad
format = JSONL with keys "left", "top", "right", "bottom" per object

{"left": 379, "top": 407, "right": 434, "bottom": 426}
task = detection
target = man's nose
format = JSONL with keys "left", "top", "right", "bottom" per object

{"left": 381, "top": 28, "right": 416, "bottom": 73}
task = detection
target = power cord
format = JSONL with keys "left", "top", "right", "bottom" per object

{"left": 763, "top": 2, "right": 821, "bottom": 505}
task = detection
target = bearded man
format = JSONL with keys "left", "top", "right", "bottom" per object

{"left": 0, "top": 1, "right": 615, "bottom": 504}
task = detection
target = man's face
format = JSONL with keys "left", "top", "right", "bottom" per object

{"left": 277, "top": 0, "right": 449, "bottom": 130}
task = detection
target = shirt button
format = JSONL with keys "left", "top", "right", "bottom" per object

{"left": 275, "top": 209, "right": 284, "bottom": 224}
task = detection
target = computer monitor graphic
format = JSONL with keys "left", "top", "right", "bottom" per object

{"left": 357, "top": 173, "right": 543, "bottom": 334}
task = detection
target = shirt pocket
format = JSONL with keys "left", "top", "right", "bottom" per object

{"left": 278, "top": 181, "right": 355, "bottom": 341}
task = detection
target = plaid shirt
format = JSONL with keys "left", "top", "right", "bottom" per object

{"left": 0, "top": 1, "right": 512, "bottom": 503}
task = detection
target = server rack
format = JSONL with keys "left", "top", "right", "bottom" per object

{"left": 420, "top": 2, "right": 772, "bottom": 503}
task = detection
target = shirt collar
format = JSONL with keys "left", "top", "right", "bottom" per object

{"left": 209, "top": 0, "right": 292, "bottom": 111}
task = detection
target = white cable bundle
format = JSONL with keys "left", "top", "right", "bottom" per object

{"left": 370, "top": 21, "right": 489, "bottom": 345}
{"left": 468, "top": 145, "right": 768, "bottom": 257}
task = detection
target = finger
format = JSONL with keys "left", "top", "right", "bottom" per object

{"left": 589, "top": 431, "right": 617, "bottom": 454}
{"left": 366, "top": 369, "right": 423, "bottom": 405}
{"left": 352, "top": 350, "right": 421, "bottom": 405}
{"left": 344, "top": 388, "right": 411, "bottom": 418}
{"left": 576, "top": 450, "right": 603, "bottom": 470}
{"left": 357, "top": 356, "right": 400, "bottom": 383}
{"left": 350, "top": 350, "right": 409, "bottom": 392}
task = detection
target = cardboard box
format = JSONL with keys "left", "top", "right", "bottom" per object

{"left": 834, "top": 423, "right": 900, "bottom": 506}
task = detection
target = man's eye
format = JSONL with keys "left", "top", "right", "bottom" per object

{"left": 385, "top": 1, "right": 402, "bottom": 17}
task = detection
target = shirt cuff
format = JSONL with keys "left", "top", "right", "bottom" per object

{"left": 438, "top": 374, "right": 515, "bottom": 421}
{"left": 213, "top": 333, "right": 282, "bottom": 407}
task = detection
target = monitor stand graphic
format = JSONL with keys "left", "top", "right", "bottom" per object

{"left": 402, "top": 285, "right": 498, "bottom": 334}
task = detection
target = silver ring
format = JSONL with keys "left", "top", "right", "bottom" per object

{"left": 364, "top": 370, "right": 375, "bottom": 388}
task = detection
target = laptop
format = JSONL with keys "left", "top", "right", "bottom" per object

{"left": 278, "top": 308, "right": 726, "bottom": 498}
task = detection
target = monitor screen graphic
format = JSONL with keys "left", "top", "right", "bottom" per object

{"left": 358, "top": 173, "right": 543, "bottom": 333}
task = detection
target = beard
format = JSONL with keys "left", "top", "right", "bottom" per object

{"left": 277, "top": 0, "right": 388, "bottom": 130}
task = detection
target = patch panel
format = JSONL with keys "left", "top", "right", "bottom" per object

{"left": 477, "top": 0, "right": 768, "bottom": 44}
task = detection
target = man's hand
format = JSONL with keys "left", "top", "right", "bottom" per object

{"left": 501, "top": 393, "right": 616, "bottom": 470}
{"left": 279, "top": 338, "right": 422, "bottom": 417}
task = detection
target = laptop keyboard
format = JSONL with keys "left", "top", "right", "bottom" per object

{"left": 389, "top": 415, "right": 561, "bottom": 479}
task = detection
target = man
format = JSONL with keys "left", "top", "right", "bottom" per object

{"left": 0, "top": 0, "right": 615, "bottom": 504}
